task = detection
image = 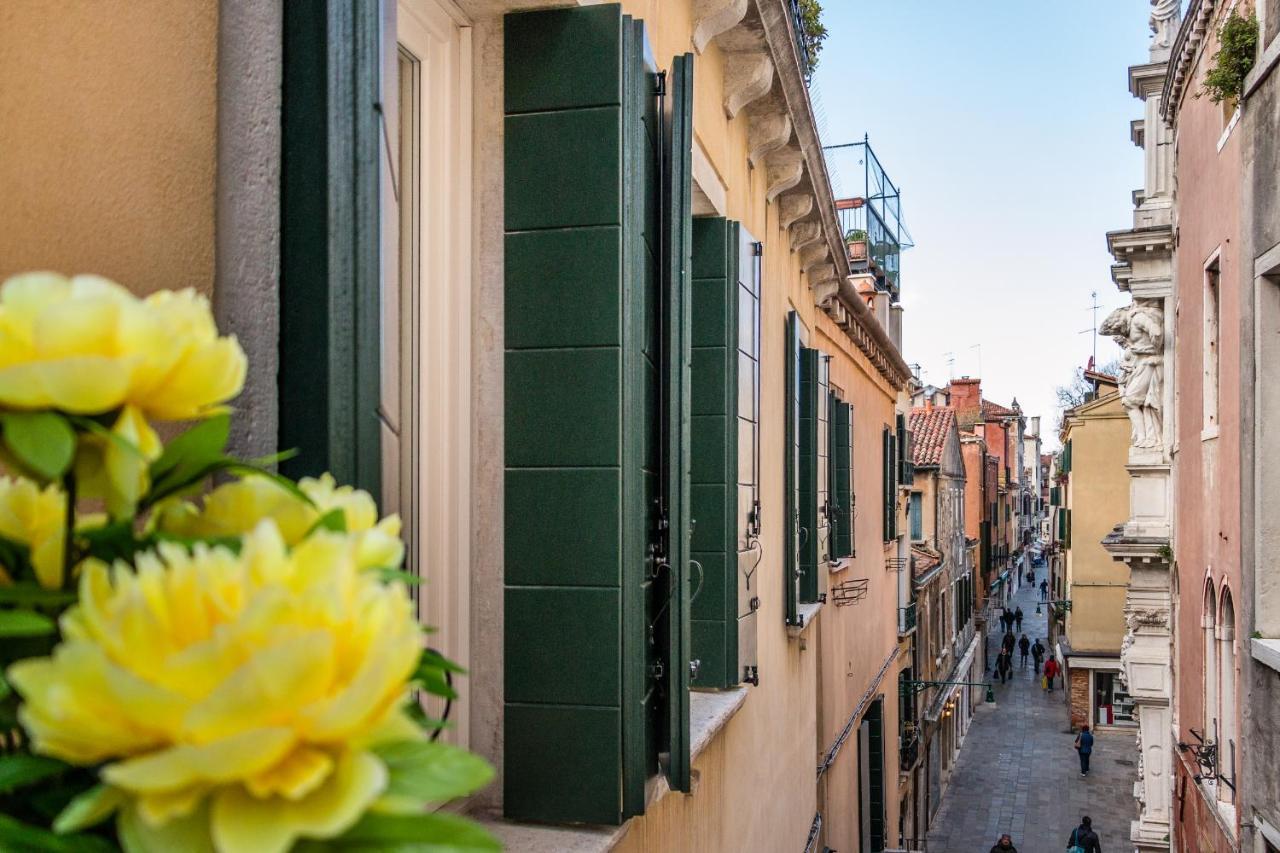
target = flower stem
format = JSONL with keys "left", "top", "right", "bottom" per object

{"left": 62, "top": 471, "right": 76, "bottom": 587}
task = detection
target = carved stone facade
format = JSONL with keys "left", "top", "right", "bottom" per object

{"left": 1103, "top": 5, "right": 1179, "bottom": 851}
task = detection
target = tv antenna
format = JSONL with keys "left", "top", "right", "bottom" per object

{"left": 1079, "top": 291, "right": 1101, "bottom": 364}
{"left": 943, "top": 352, "right": 956, "bottom": 380}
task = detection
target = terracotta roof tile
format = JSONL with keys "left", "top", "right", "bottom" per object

{"left": 909, "top": 407, "right": 955, "bottom": 467}
{"left": 912, "top": 546, "right": 941, "bottom": 577}
{"left": 981, "top": 398, "right": 1016, "bottom": 419}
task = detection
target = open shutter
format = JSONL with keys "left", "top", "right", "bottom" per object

{"left": 280, "top": 0, "right": 382, "bottom": 494}
{"left": 690, "top": 216, "right": 738, "bottom": 689}
{"left": 816, "top": 359, "right": 831, "bottom": 578}
{"left": 882, "top": 426, "right": 896, "bottom": 542}
{"left": 784, "top": 311, "right": 802, "bottom": 625}
{"left": 660, "top": 50, "right": 694, "bottom": 794}
{"left": 799, "top": 348, "right": 820, "bottom": 603}
{"left": 502, "top": 6, "right": 691, "bottom": 822}
{"left": 737, "top": 227, "right": 762, "bottom": 684}
{"left": 831, "top": 399, "right": 853, "bottom": 559}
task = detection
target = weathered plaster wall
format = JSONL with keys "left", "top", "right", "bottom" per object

{"left": 1169, "top": 5, "right": 1244, "bottom": 847}
{"left": 0, "top": 1, "right": 218, "bottom": 295}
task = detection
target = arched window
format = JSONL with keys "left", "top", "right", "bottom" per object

{"left": 1203, "top": 581, "right": 1217, "bottom": 749}
{"left": 1218, "top": 588, "right": 1237, "bottom": 803}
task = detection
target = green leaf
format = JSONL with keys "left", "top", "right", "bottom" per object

{"left": 309, "top": 507, "right": 348, "bottom": 535}
{"left": 319, "top": 811, "right": 501, "bottom": 852}
{"left": 52, "top": 784, "right": 125, "bottom": 834}
{"left": 0, "top": 815, "right": 116, "bottom": 853}
{"left": 1, "top": 412, "right": 76, "bottom": 480}
{"left": 0, "top": 609, "right": 57, "bottom": 638}
{"left": 417, "top": 648, "right": 467, "bottom": 676}
{"left": 370, "top": 568, "right": 423, "bottom": 585}
{"left": 0, "top": 584, "right": 77, "bottom": 607}
{"left": 0, "top": 753, "right": 67, "bottom": 794}
{"left": 372, "top": 741, "right": 495, "bottom": 807}
{"left": 0, "top": 670, "right": 9, "bottom": 702}
{"left": 413, "top": 666, "right": 459, "bottom": 701}
{"left": 148, "top": 412, "right": 231, "bottom": 486}
{"left": 76, "top": 521, "right": 140, "bottom": 565}
{"left": 0, "top": 532, "right": 31, "bottom": 578}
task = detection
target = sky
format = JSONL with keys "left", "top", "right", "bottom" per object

{"left": 812, "top": 1, "right": 1153, "bottom": 445}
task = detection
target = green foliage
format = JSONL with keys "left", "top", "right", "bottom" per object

{"left": 0, "top": 814, "right": 115, "bottom": 853}
{"left": 52, "top": 785, "right": 124, "bottom": 835}
{"left": 309, "top": 812, "right": 501, "bottom": 852}
{"left": 0, "top": 610, "right": 57, "bottom": 638}
{"left": 845, "top": 228, "right": 868, "bottom": 242}
{"left": 373, "top": 740, "right": 496, "bottom": 806}
{"left": 1199, "top": 10, "right": 1258, "bottom": 104}
{"left": 0, "top": 755, "right": 67, "bottom": 795}
{"left": 0, "top": 413, "right": 75, "bottom": 481}
{"left": 797, "top": 0, "right": 827, "bottom": 77}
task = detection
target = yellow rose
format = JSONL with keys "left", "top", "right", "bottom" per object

{"left": 0, "top": 475, "right": 65, "bottom": 589}
{"left": 0, "top": 273, "right": 245, "bottom": 419}
{"left": 7, "top": 522, "right": 423, "bottom": 853}
{"left": 159, "top": 473, "right": 404, "bottom": 570}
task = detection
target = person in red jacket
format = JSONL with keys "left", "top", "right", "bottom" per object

{"left": 1043, "top": 657, "right": 1060, "bottom": 692}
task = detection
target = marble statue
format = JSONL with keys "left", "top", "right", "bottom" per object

{"left": 1150, "top": 0, "right": 1181, "bottom": 51}
{"left": 1102, "top": 300, "right": 1165, "bottom": 450}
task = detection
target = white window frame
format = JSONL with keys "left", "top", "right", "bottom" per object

{"left": 387, "top": 0, "right": 474, "bottom": 747}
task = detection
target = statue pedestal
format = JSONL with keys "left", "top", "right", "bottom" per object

{"left": 1125, "top": 458, "right": 1170, "bottom": 540}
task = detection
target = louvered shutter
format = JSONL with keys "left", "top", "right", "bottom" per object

{"left": 799, "top": 347, "right": 821, "bottom": 603}
{"left": 832, "top": 400, "right": 854, "bottom": 559}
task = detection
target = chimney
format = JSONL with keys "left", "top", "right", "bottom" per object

{"left": 948, "top": 376, "right": 982, "bottom": 426}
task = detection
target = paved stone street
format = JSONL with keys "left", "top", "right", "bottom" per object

{"left": 926, "top": 574, "right": 1138, "bottom": 853}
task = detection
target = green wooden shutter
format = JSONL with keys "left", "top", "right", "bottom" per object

{"left": 832, "top": 399, "right": 853, "bottom": 559}
{"left": 882, "top": 426, "right": 896, "bottom": 542}
{"left": 280, "top": 0, "right": 382, "bottom": 494}
{"left": 784, "top": 311, "right": 802, "bottom": 625}
{"left": 502, "top": 6, "right": 682, "bottom": 822}
{"left": 660, "top": 50, "right": 694, "bottom": 795}
{"left": 799, "top": 348, "right": 820, "bottom": 603}
{"left": 690, "top": 216, "right": 738, "bottom": 689}
{"left": 868, "top": 698, "right": 886, "bottom": 851}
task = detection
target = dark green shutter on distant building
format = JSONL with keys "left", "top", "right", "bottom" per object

{"left": 832, "top": 399, "right": 854, "bottom": 559}
{"left": 799, "top": 348, "right": 820, "bottom": 603}
{"left": 502, "top": 5, "right": 693, "bottom": 823}
{"left": 867, "top": 698, "right": 886, "bottom": 851}
{"left": 785, "top": 311, "right": 802, "bottom": 626}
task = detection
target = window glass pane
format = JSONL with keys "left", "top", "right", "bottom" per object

{"left": 738, "top": 350, "right": 755, "bottom": 420}
{"left": 737, "top": 286, "right": 756, "bottom": 356}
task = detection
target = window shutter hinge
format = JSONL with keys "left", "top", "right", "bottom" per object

{"left": 655, "top": 70, "right": 667, "bottom": 97}
{"left": 752, "top": 241, "right": 763, "bottom": 257}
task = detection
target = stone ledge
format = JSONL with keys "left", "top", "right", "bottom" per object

{"left": 1252, "top": 638, "right": 1280, "bottom": 675}
{"left": 787, "top": 600, "right": 824, "bottom": 638}
{"left": 478, "top": 687, "right": 751, "bottom": 852}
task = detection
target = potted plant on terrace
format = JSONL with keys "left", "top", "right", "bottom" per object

{"left": 0, "top": 273, "right": 498, "bottom": 852}
{"left": 845, "top": 228, "right": 868, "bottom": 263}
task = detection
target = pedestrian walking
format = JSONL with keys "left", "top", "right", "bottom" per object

{"left": 1043, "top": 656, "right": 1059, "bottom": 692}
{"left": 1074, "top": 724, "right": 1095, "bottom": 776}
{"left": 1002, "top": 631, "right": 1016, "bottom": 654}
{"left": 1032, "top": 638, "right": 1045, "bottom": 673}
{"left": 989, "top": 833, "right": 1018, "bottom": 853}
{"left": 1039, "top": 579, "right": 1048, "bottom": 601}
{"left": 996, "top": 650, "right": 1012, "bottom": 684}
{"left": 1066, "top": 815, "right": 1102, "bottom": 852}
{"left": 1018, "top": 634, "right": 1030, "bottom": 668}
{"left": 1014, "top": 606, "right": 1024, "bottom": 633}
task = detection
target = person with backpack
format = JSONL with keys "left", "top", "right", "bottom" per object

{"left": 1018, "top": 634, "right": 1031, "bottom": 668}
{"left": 1075, "top": 724, "right": 1095, "bottom": 776}
{"left": 1043, "top": 656, "right": 1059, "bottom": 692}
{"left": 989, "top": 832, "right": 1018, "bottom": 853}
{"left": 1066, "top": 815, "right": 1102, "bottom": 852}
{"left": 1032, "top": 638, "right": 1046, "bottom": 673}
{"left": 1014, "top": 606, "right": 1024, "bottom": 633}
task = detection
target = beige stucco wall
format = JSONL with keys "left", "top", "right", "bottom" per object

{"left": 1063, "top": 392, "right": 1131, "bottom": 654}
{"left": 0, "top": 1, "right": 218, "bottom": 295}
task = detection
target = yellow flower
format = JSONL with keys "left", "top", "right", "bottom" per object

{"left": 7, "top": 522, "right": 423, "bottom": 853}
{"left": 0, "top": 475, "right": 66, "bottom": 589}
{"left": 0, "top": 273, "right": 245, "bottom": 419}
{"left": 159, "top": 473, "right": 404, "bottom": 570}
{"left": 75, "top": 405, "right": 164, "bottom": 518}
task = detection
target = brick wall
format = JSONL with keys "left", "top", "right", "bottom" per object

{"left": 1068, "top": 668, "right": 1089, "bottom": 730}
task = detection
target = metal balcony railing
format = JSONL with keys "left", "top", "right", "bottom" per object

{"left": 898, "top": 602, "right": 917, "bottom": 635}
{"left": 822, "top": 137, "right": 913, "bottom": 299}
{"left": 786, "top": 0, "right": 812, "bottom": 82}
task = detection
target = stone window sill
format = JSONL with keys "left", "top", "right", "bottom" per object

{"left": 828, "top": 557, "right": 851, "bottom": 574}
{"left": 1251, "top": 637, "right": 1280, "bottom": 675}
{"left": 1201, "top": 424, "right": 1220, "bottom": 443}
{"left": 477, "top": 687, "right": 751, "bottom": 852}
{"left": 787, "top": 601, "right": 824, "bottom": 638}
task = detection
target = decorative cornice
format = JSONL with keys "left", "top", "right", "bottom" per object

{"left": 723, "top": 51, "right": 774, "bottom": 119}
{"left": 692, "top": 0, "right": 749, "bottom": 54}
{"left": 1161, "top": 0, "right": 1216, "bottom": 124}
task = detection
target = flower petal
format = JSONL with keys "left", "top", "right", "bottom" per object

{"left": 102, "top": 727, "right": 296, "bottom": 794}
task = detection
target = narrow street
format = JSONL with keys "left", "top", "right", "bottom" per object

{"left": 926, "top": 577, "right": 1138, "bottom": 853}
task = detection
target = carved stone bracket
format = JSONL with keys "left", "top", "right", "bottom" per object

{"left": 811, "top": 276, "right": 840, "bottom": 306}
{"left": 747, "top": 110, "right": 791, "bottom": 168}
{"left": 778, "top": 192, "right": 813, "bottom": 229}
{"left": 805, "top": 261, "right": 835, "bottom": 283}
{"left": 788, "top": 220, "right": 822, "bottom": 252}
{"left": 723, "top": 51, "right": 774, "bottom": 119}
{"left": 692, "top": 0, "right": 749, "bottom": 54}
{"left": 765, "top": 147, "right": 803, "bottom": 202}
{"left": 797, "top": 240, "right": 828, "bottom": 271}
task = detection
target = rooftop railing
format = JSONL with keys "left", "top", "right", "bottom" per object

{"left": 823, "top": 137, "right": 912, "bottom": 299}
